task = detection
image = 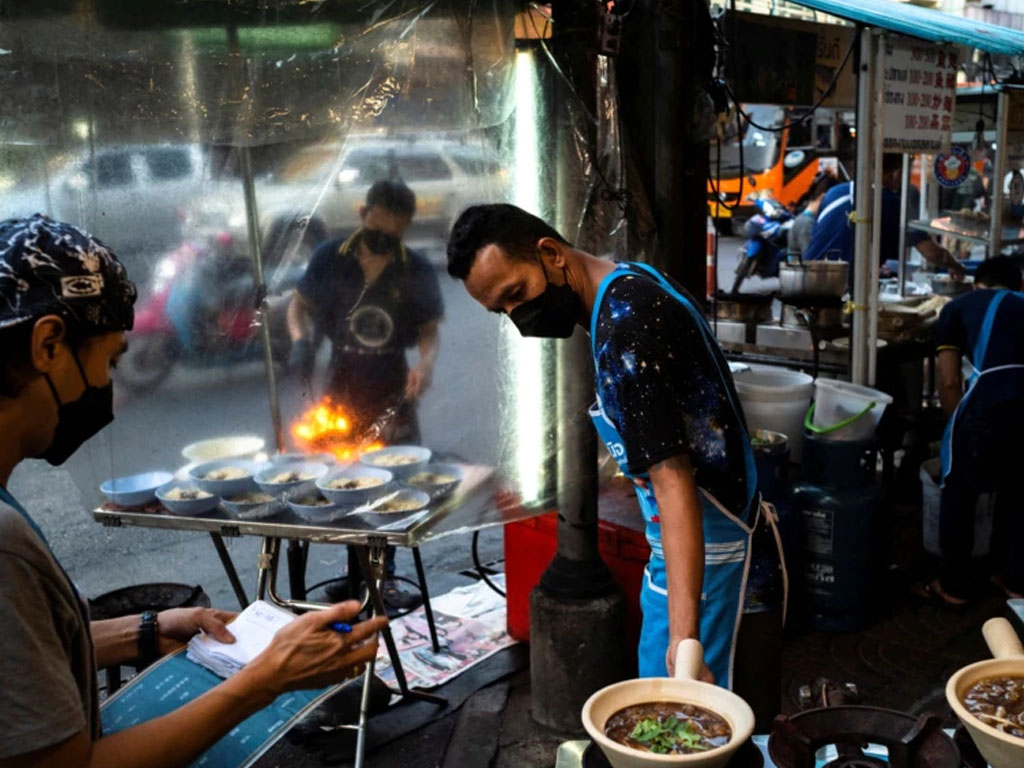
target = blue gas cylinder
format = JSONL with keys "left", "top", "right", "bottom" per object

{"left": 792, "top": 482, "right": 884, "bottom": 632}
{"left": 801, "top": 432, "right": 877, "bottom": 490}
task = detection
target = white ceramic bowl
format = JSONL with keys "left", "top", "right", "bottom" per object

{"left": 582, "top": 640, "right": 755, "bottom": 768}
{"left": 156, "top": 482, "right": 220, "bottom": 516}
{"left": 359, "top": 445, "right": 432, "bottom": 480}
{"left": 220, "top": 491, "right": 279, "bottom": 520}
{"left": 100, "top": 471, "right": 174, "bottom": 506}
{"left": 255, "top": 462, "right": 329, "bottom": 497}
{"left": 181, "top": 435, "right": 265, "bottom": 463}
{"left": 285, "top": 489, "right": 345, "bottom": 523}
{"left": 348, "top": 488, "right": 431, "bottom": 529}
{"left": 270, "top": 452, "right": 336, "bottom": 466}
{"left": 403, "top": 462, "right": 463, "bottom": 502}
{"left": 189, "top": 460, "right": 260, "bottom": 497}
{"left": 317, "top": 466, "right": 394, "bottom": 505}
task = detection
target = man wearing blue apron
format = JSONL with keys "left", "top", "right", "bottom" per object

{"left": 924, "top": 257, "right": 1024, "bottom": 608}
{"left": 446, "top": 204, "right": 785, "bottom": 711}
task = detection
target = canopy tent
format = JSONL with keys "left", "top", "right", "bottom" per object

{"left": 793, "top": 0, "right": 1024, "bottom": 55}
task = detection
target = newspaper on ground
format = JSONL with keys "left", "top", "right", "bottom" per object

{"left": 374, "top": 573, "right": 515, "bottom": 690}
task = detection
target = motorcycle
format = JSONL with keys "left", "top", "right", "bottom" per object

{"left": 731, "top": 194, "right": 794, "bottom": 294}
{"left": 117, "top": 233, "right": 300, "bottom": 393}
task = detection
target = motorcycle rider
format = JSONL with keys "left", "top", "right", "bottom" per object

{"left": 788, "top": 172, "right": 840, "bottom": 258}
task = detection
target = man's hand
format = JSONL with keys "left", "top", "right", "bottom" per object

{"left": 245, "top": 601, "right": 387, "bottom": 694}
{"left": 157, "top": 607, "right": 237, "bottom": 656}
{"left": 289, "top": 337, "right": 316, "bottom": 390}
{"left": 941, "top": 248, "right": 966, "bottom": 281}
{"left": 666, "top": 636, "right": 715, "bottom": 682}
{"left": 404, "top": 364, "right": 432, "bottom": 401}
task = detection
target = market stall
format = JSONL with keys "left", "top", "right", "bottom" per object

{"left": 0, "top": 2, "right": 630, "bottom": 766}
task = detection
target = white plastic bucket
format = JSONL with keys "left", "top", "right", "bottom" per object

{"left": 734, "top": 367, "right": 814, "bottom": 463}
{"left": 808, "top": 378, "right": 893, "bottom": 441}
{"left": 920, "top": 458, "right": 993, "bottom": 558}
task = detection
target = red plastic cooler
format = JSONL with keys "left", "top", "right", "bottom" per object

{"left": 504, "top": 478, "right": 650, "bottom": 655}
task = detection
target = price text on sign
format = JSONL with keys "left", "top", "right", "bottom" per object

{"left": 881, "top": 39, "right": 957, "bottom": 153}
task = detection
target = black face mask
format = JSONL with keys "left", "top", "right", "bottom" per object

{"left": 508, "top": 258, "right": 581, "bottom": 339}
{"left": 362, "top": 229, "right": 402, "bottom": 256}
{"left": 40, "top": 351, "right": 114, "bottom": 466}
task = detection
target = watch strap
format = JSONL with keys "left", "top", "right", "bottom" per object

{"left": 139, "top": 610, "right": 159, "bottom": 663}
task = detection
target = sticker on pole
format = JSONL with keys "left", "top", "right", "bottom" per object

{"left": 1010, "top": 170, "right": 1024, "bottom": 207}
{"left": 882, "top": 38, "right": 957, "bottom": 153}
{"left": 933, "top": 147, "right": 971, "bottom": 189}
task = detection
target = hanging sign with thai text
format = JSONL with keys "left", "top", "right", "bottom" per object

{"left": 882, "top": 38, "right": 958, "bottom": 153}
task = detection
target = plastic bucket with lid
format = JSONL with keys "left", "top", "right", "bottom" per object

{"left": 733, "top": 368, "right": 814, "bottom": 463}
{"left": 806, "top": 379, "right": 893, "bottom": 442}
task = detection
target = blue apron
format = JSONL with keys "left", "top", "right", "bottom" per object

{"left": 941, "top": 290, "right": 1024, "bottom": 484}
{"left": 588, "top": 263, "right": 783, "bottom": 687}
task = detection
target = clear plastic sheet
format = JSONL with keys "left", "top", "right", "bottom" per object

{"left": 0, "top": 1, "right": 645, "bottom": 525}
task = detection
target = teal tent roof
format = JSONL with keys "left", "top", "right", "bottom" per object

{"left": 790, "top": 0, "right": 1024, "bottom": 55}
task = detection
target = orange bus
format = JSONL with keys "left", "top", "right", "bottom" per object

{"left": 708, "top": 104, "right": 855, "bottom": 233}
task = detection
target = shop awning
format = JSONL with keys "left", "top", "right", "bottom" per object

{"left": 790, "top": 0, "right": 1024, "bottom": 55}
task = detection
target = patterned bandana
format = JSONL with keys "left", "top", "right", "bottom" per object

{"left": 0, "top": 214, "right": 136, "bottom": 333}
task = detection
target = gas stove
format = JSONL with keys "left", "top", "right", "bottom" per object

{"left": 769, "top": 707, "right": 960, "bottom": 768}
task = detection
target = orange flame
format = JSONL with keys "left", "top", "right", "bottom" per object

{"left": 290, "top": 398, "right": 383, "bottom": 461}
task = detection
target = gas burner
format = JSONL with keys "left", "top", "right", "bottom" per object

{"left": 821, "top": 755, "right": 889, "bottom": 768}
{"left": 769, "top": 706, "right": 960, "bottom": 768}
{"left": 582, "top": 738, "right": 763, "bottom": 768}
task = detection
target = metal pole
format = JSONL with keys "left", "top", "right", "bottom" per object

{"left": 897, "top": 154, "right": 910, "bottom": 297}
{"left": 868, "top": 33, "right": 885, "bottom": 386}
{"left": 239, "top": 146, "right": 286, "bottom": 453}
{"left": 851, "top": 27, "right": 873, "bottom": 386}
{"left": 990, "top": 88, "right": 1008, "bottom": 258}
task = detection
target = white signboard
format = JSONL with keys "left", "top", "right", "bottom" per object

{"left": 882, "top": 38, "right": 958, "bottom": 153}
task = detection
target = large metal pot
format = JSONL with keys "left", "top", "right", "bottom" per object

{"left": 779, "top": 260, "right": 849, "bottom": 302}
{"left": 780, "top": 303, "right": 846, "bottom": 330}
{"left": 714, "top": 293, "right": 772, "bottom": 324}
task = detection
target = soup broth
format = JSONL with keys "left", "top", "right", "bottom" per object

{"left": 605, "top": 701, "right": 731, "bottom": 755}
{"left": 964, "top": 676, "right": 1024, "bottom": 739}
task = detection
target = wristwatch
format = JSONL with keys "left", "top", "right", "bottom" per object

{"left": 138, "top": 611, "right": 159, "bottom": 663}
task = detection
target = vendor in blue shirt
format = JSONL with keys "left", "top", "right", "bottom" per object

{"left": 803, "top": 153, "right": 965, "bottom": 279}
{"left": 446, "top": 204, "right": 786, "bottom": 727}
{"left": 287, "top": 180, "right": 443, "bottom": 611}
{"left": 918, "top": 257, "right": 1024, "bottom": 609}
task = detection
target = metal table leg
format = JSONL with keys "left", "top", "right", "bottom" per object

{"left": 411, "top": 546, "right": 441, "bottom": 654}
{"left": 354, "top": 543, "right": 446, "bottom": 706}
{"left": 209, "top": 532, "right": 250, "bottom": 610}
{"left": 286, "top": 539, "right": 308, "bottom": 601}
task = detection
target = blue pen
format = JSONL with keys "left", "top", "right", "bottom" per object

{"left": 330, "top": 622, "right": 353, "bottom": 634}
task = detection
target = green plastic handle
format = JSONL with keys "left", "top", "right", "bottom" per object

{"left": 804, "top": 400, "right": 876, "bottom": 435}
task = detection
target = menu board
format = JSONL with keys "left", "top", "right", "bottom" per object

{"left": 102, "top": 650, "right": 339, "bottom": 768}
{"left": 882, "top": 37, "right": 958, "bottom": 153}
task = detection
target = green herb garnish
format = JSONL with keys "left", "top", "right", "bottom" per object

{"left": 628, "top": 715, "right": 709, "bottom": 754}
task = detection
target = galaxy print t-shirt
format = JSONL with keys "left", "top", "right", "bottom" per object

{"left": 593, "top": 265, "right": 751, "bottom": 513}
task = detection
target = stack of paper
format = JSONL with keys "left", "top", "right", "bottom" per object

{"left": 186, "top": 600, "right": 296, "bottom": 679}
